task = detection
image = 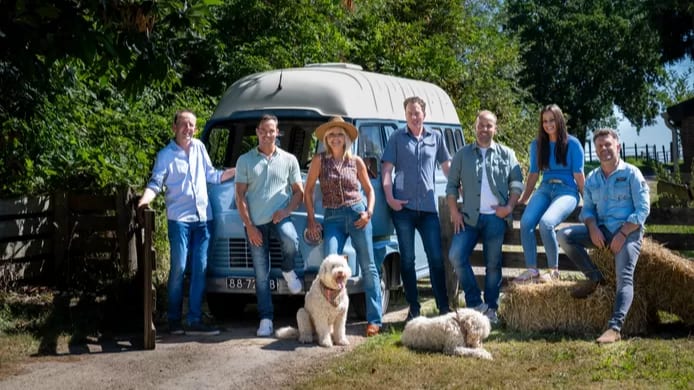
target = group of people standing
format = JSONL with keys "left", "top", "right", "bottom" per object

{"left": 139, "top": 96, "right": 649, "bottom": 345}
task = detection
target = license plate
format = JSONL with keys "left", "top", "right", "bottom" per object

{"left": 226, "top": 277, "right": 277, "bottom": 291}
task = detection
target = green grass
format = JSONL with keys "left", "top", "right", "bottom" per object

{"left": 294, "top": 307, "right": 694, "bottom": 390}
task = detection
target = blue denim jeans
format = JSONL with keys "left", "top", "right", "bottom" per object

{"left": 391, "top": 208, "right": 450, "bottom": 316}
{"left": 520, "top": 182, "right": 579, "bottom": 269}
{"left": 448, "top": 214, "right": 507, "bottom": 310}
{"left": 167, "top": 220, "right": 212, "bottom": 325}
{"left": 247, "top": 218, "right": 299, "bottom": 321}
{"left": 557, "top": 225, "right": 643, "bottom": 331}
{"left": 323, "top": 202, "right": 382, "bottom": 326}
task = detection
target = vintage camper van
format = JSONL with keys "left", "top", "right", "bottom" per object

{"left": 200, "top": 63, "right": 465, "bottom": 318}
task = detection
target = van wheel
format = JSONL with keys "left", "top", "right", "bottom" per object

{"left": 206, "top": 293, "right": 249, "bottom": 321}
{"left": 349, "top": 262, "right": 391, "bottom": 320}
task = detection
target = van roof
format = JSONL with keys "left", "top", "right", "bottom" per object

{"left": 209, "top": 63, "right": 461, "bottom": 125}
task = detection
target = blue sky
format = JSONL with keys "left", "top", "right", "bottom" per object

{"left": 610, "top": 59, "right": 693, "bottom": 150}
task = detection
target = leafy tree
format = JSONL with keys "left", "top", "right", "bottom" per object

{"left": 648, "top": 0, "right": 694, "bottom": 63}
{"left": 347, "top": 0, "right": 536, "bottom": 158}
{"left": 181, "top": 0, "right": 351, "bottom": 97}
{"left": 506, "top": 0, "right": 665, "bottom": 142}
{"left": 0, "top": 0, "right": 219, "bottom": 121}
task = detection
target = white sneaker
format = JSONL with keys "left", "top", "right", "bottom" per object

{"left": 470, "top": 303, "right": 488, "bottom": 313}
{"left": 512, "top": 268, "right": 540, "bottom": 284}
{"left": 538, "top": 269, "right": 561, "bottom": 283}
{"left": 485, "top": 308, "right": 499, "bottom": 325}
{"left": 256, "top": 319, "right": 273, "bottom": 337}
{"left": 283, "top": 270, "right": 303, "bottom": 294}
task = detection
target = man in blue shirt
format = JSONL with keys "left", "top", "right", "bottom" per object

{"left": 446, "top": 110, "right": 524, "bottom": 325}
{"left": 558, "top": 128, "right": 650, "bottom": 344}
{"left": 382, "top": 96, "right": 451, "bottom": 320}
{"left": 138, "top": 110, "right": 235, "bottom": 336}
{"left": 235, "top": 114, "right": 304, "bottom": 337}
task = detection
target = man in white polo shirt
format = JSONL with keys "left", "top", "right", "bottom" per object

{"left": 235, "top": 114, "right": 304, "bottom": 337}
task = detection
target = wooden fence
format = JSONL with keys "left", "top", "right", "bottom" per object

{"left": 584, "top": 141, "right": 684, "bottom": 165}
{"left": 0, "top": 188, "right": 139, "bottom": 285}
{"left": 439, "top": 197, "right": 694, "bottom": 301}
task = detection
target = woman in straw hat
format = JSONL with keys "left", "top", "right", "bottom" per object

{"left": 304, "top": 116, "right": 382, "bottom": 337}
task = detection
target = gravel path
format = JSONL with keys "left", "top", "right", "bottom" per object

{"left": 0, "top": 304, "right": 409, "bottom": 390}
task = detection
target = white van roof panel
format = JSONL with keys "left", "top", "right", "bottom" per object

{"left": 210, "top": 64, "right": 461, "bottom": 124}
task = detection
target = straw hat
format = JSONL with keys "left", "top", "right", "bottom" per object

{"left": 315, "top": 116, "right": 358, "bottom": 141}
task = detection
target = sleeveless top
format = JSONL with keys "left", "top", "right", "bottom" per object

{"left": 319, "top": 152, "right": 362, "bottom": 208}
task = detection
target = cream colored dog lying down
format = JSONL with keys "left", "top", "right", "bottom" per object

{"left": 401, "top": 309, "right": 493, "bottom": 360}
{"left": 275, "top": 254, "right": 352, "bottom": 347}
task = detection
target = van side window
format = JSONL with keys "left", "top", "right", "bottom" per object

{"left": 358, "top": 124, "right": 386, "bottom": 178}
{"left": 442, "top": 127, "right": 456, "bottom": 155}
{"left": 453, "top": 128, "right": 465, "bottom": 150}
{"left": 207, "top": 127, "right": 231, "bottom": 167}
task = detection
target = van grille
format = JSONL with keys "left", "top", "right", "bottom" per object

{"left": 212, "top": 238, "right": 303, "bottom": 269}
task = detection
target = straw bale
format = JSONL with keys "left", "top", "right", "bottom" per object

{"left": 501, "top": 237, "right": 694, "bottom": 336}
{"left": 591, "top": 237, "right": 694, "bottom": 325}
{"left": 501, "top": 282, "right": 654, "bottom": 336}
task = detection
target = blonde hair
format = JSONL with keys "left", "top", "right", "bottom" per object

{"left": 323, "top": 127, "right": 353, "bottom": 159}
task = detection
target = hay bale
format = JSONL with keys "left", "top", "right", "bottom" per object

{"left": 501, "top": 282, "right": 653, "bottom": 336}
{"left": 592, "top": 237, "right": 694, "bottom": 325}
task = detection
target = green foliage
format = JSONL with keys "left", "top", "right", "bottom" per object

{"left": 183, "top": 0, "right": 352, "bottom": 97}
{"left": 0, "top": 0, "right": 218, "bottom": 122}
{"left": 347, "top": 0, "right": 536, "bottom": 163}
{"left": 0, "top": 59, "right": 215, "bottom": 196}
{"left": 506, "top": 0, "right": 666, "bottom": 143}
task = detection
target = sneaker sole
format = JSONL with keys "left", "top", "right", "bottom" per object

{"left": 187, "top": 330, "right": 220, "bottom": 336}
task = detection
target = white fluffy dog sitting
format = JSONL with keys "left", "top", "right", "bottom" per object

{"left": 401, "top": 308, "right": 493, "bottom": 360}
{"left": 276, "top": 254, "right": 352, "bottom": 347}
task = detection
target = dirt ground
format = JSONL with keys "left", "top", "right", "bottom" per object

{"left": 0, "top": 302, "right": 409, "bottom": 390}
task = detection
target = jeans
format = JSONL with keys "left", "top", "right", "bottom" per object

{"left": 323, "top": 203, "right": 382, "bottom": 326}
{"left": 248, "top": 218, "right": 299, "bottom": 321}
{"left": 520, "top": 182, "right": 579, "bottom": 269}
{"left": 448, "top": 214, "right": 507, "bottom": 310}
{"left": 392, "top": 208, "right": 449, "bottom": 316}
{"left": 167, "top": 220, "right": 212, "bottom": 325}
{"left": 557, "top": 225, "right": 643, "bottom": 331}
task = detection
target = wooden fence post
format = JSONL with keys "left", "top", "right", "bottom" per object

{"left": 52, "top": 191, "right": 68, "bottom": 283}
{"left": 142, "top": 208, "right": 156, "bottom": 350}
{"left": 115, "top": 187, "right": 138, "bottom": 275}
{"left": 438, "top": 196, "right": 459, "bottom": 308}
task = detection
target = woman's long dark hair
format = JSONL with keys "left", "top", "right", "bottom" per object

{"left": 537, "top": 104, "right": 569, "bottom": 170}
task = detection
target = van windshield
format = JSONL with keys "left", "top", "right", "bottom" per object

{"left": 204, "top": 119, "right": 322, "bottom": 169}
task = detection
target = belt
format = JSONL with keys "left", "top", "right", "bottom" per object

{"left": 547, "top": 179, "right": 563, "bottom": 184}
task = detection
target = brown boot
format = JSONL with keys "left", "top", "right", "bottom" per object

{"left": 571, "top": 280, "right": 601, "bottom": 299}
{"left": 596, "top": 328, "right": 621, "bottom": 344}
{"left": 366, "top": 324, "right": 380, "bottom": 337}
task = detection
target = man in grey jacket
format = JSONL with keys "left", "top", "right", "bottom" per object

{"left": 446, "top": 110, "right": 524, "bottom": 325}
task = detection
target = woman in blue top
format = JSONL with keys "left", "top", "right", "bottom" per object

{"left": 514, "top": 104, "right": 585, "bottom": 283}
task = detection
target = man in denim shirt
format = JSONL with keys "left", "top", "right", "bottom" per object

{"left": 446, "top": 110, "right": 523, "bottom": 325}
{"left": 557, "top": 128, "right": 650, "bottom": 344}
{"left": 382, "top": 96, "right": 451, "bottom": 319}
{"left": 138, "top": 110, "right": 235, "bottom": 336}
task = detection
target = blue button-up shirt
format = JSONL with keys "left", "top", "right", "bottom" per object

{"left": 446, "top": 141, "right": 524, "bottom": 226}
{"left": 381, "top": 126, "right": 451, "bottom": 213}
{"left": 146, "top": 139, "right": 223, "bottom": 222}
{"left": 580, "top": 160, "right": 650, "bottom": 233}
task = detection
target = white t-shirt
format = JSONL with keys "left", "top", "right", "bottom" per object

{"left": 479, "top": 148, "right": 498, "bottom": 214}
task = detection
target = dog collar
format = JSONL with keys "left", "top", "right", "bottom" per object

{"left": 320, "top": 282, "right": 341, "bottom": 307}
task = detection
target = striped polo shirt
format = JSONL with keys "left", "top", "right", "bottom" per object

{"left": 235, "top": 146, "right": 302, "bottom": 225}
